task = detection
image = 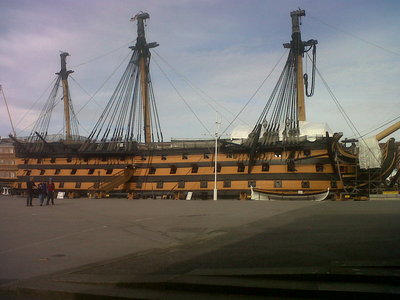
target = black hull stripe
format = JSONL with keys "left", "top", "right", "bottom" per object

{"left": 18, "top": 173, "right": 339, "bottom": 182}
{"left": 18, "top": 157, "right": 331, "bottom": 170}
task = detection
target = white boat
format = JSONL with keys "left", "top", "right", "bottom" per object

{"left": 250, "top": 186, "right": 329, "bottom": 201}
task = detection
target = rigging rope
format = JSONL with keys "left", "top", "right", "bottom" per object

{"left": 314, "top": 64, "right": 360, "bottom": 138}
{"left": 152, "top": 50, "right": 251, "bottom": 127}
{"left": 220, "top": 49, "right": 288, "bottom": 138}
{"left": 354, "top": 115, "right": 400, "bottom": 139}
{"left": 69, "top": 76, "right": 102, "bottom": 109}
{"left": 243, "top": 46, "right": 301, "bottom": 146}
{"left": 0, "top": 85, "right": 16, "bottom": 136}
{"left": 66, "top": 85, "right": 80, "bottom": 138}
{"left": 82, "top": 47, "right": 164, "bottom": 145}
{"left": 15, "top": 77, "right": 58, "bottom": 134}
{"left": 308, "top": 14, "right": 400, "bottom": 57}
{"left": 148, "top": 73, "right": 163, "bottom": 142}
{"left": 314, "top": 64, "right": 381, "bottom": 163}
{"left": 74, "top": 51, "right": 132, "bottom": 117}
{"left": 71, "top": 41, "right": 134, "bottom": 68}
{"left": 152, "top": 57, "right": 213, "bottom": 137}
{"left": 28, "top": 76, "right": 62, "bottom": 141}
{"left": 304, "top": 43, "right": 316, "bottom": 97}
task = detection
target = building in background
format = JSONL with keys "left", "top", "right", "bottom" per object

{"left": 0, "top": 137, "right": 17, "bottom": 195}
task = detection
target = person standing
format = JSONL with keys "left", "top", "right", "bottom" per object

{"left": 46, "top": 179, "right": 55, "bottom": 205}
{"left": 26, "top": 177, "right": 35, "bottom": 206}
{"left": 39, "top": 182, "right": 47, "bottom": 206}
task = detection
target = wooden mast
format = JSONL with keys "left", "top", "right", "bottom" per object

{"left": 290, "top": 9, "right": 306, "bottom": 122}
{"left": 133, "top": 12, "right": 158, "bottom": 144}
{"left": 283, "top": 10, "right": 317, "bottom": 122}
{"left": 139, "top": 56, "right": 151, "bottom": 144}
{"left": 57, "top": 52, "right": 74, "bottom": 141}
{"left": 375, "top": 121, "right": 400, "bottom": 141}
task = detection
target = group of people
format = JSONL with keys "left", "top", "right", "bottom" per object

{"left": 26, "top": 177, "right": 55, "bottom": 206}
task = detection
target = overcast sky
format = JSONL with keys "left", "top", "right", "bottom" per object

{"left": 1, "top": 0, "right": 399, "bottom": 141}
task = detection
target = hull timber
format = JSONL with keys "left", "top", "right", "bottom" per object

{"left": 332, "top": 136, "right": 398, "bottom": 193}
{"left": 13, "top": 136, "right": 343, "bottom": 199}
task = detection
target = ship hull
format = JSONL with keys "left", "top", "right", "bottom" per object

{"left": 13, "top": 137, "right": 344, "bottom": 199}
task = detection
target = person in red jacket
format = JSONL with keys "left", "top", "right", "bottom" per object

{"left": 46, "top": 178, "right": 55, "bottom": 205}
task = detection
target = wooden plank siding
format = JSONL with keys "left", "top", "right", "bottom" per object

{"left": 14, "top": 145, "right": 341, "bottom": 198}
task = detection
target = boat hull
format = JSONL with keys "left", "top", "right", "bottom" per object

{"left": 251, "top": 186, "right": 330, "bottom": 201}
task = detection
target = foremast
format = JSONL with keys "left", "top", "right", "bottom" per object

{"left": 56, "top": 52, "right": 74, "bottom": 142}
{"left": 18, "top": 51, "right": 80, "bottom": 150}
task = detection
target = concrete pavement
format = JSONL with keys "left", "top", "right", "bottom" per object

{"left": 1, "top": 196, "right": 400, "bottom": 299}
{"left": 0, "top": 195, "right": 318, "bottom": 281}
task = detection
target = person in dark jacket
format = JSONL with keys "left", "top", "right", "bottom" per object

{"left": 46, "top": 178, "right": 55, "bottom": 205}
{"left": 39, "top": 182, "right": 47, "bottom": 206}
{"left": 26, "top": 177, "right": 35, "bottom": 206}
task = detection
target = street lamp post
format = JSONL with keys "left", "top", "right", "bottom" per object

{"left": 213, "top": 113, "right": 220, "bottom": 201}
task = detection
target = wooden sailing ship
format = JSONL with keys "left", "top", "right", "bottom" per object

{"left": 11, "top": 10, "right": 400, "bottom": 200}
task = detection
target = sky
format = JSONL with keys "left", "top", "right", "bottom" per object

{"left": 0, "top": 0, "right": 399, "bottom": 142}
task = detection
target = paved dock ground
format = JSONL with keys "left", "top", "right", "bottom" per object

{"left": 1, "top": 196, "right": 400, "bottom": 299}
{"left": 0, "top": 196, "right": 318, "bottom": 281}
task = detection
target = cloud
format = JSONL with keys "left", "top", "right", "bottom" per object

{"left": 0, "top": 0, "right": 399, "bottom": 142}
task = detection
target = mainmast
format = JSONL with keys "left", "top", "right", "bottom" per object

{"left": 248, "top": 9, "right": 317, "bottom": 148}
{"left": 291, "top": 9, "right": 306, "bottom": 121}
{"left": 81, "top": 12, "right": 163, "bottom": 152}
{"left": 132, "top": 12, "right": 159, "bottom": 144}
{"left": 283, "top": 9, "right": 317, "bottom": 122}
{"left": 56, "top": 52, "right": 74, "bottom": 141}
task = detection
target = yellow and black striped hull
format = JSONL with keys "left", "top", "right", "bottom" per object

{"left": 13, "top": 137, "right": 346, "bottom": 199}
